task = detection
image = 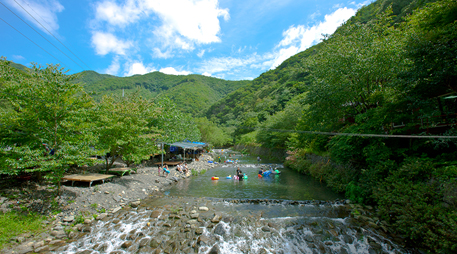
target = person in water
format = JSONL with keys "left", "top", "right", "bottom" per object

{"left": 258, "top": 167, "right": 263, "bottom": 177}
{"left": 236, "top": 167, "right": 243, "bottom": 180}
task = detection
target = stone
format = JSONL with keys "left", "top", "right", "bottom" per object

{"left": 190, "top": 213, "right": 199, "bottom": 219}
{"left": 187, "top": 219, "right": 198, "bottom": 224}
{"left": 35, "top": 245, "right": 50, "bottom": 252}
{"left": 214, "top": 223, "right": 226, "bottom": 236}
{"left": 198, "top": 206, "right": 209, "bottom": 211}
{"left": 208, "top": 244, "right": 220, "bottom": 254}
{"left": 121, "top": 241, "right": 133, "bottom": 248}
{"left": 96, "top": 213, "right": 108, "bottom": 220}
{"left": 130, "top": 201, "right": 141, "bottom": 208}
{"left": 195, "top": 228, "right": 204, "bottom": 235}
{"left": 63, "top": 216, "right": 74, "bottom": 222}
{"left": 261, "top": 226, "right": 270, "bottom": 232}
{"left": 112, "top": 207, "right": 122, "bottom": 213}
{"left": 150, "top": 210, "right": 163, "bottom": 218}
{"left": 16, "top": 246, "right": 33, "bottom": 254}
{"left": 211, "top": 212, "right": 222, "bottom": 223}
{"left": 84, "top": 219, "right": 92, "bottom": 224}
{"left": 50, "top": 230, "right": 66, "bottom": 238}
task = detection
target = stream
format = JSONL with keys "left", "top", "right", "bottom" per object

{"left": 57, "top": 150, "right": 414, "bottom": 253}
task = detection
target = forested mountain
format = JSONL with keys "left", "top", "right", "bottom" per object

{"left": 204, "top": 0, "right": 457, "bottom": 252}
{"left": 78, "top": 71, "right": 250, "bottom": 115}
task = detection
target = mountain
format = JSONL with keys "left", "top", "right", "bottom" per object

{"left": 77, "top": 71, "right": 250, "bottom": 115}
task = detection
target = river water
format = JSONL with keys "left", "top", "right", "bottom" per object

{"left": 58, "top": 150, "right": 414, "bottom": 253}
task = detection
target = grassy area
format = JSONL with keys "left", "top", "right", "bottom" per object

{"left": 0, "top": 211, "right": 46, "bottom": 249}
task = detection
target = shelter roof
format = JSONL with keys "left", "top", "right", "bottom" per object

{"left": 168, "top": 141, "right": 206, "bottom": 149}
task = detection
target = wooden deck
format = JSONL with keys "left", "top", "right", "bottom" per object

{"left": 62, "top": 173, "right": 115, "bottom": 187}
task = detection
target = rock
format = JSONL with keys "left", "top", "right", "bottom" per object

{"left": 195, "top": 227, "right": 204, "bottom": 235}
{"left": 208, "top": 244, "right": 220, "bottom": 254}
{"left": 121, "top": 241, "right": 133, "bottom": 248}
{"left": 63, "top": 216, "right": 74, "bottom": 222}
{"left": 33, "top": 241, "right": 44, "bottom": 249}
{"left": 16, "top": 246, "right": 33, "bottom": 254}
{"left": 199, "top": 206, "right": 209, "bottom": 211}
{"left": 84, "top": 219, "right": 92, "bottom": 224}
{"left": 261, "top": 226, "right": 270, "bottom": 232}
{"left": 151, "top": 210, "right": 163, "bottom": 218}
{"left": 112, "top": 207, "right": 122, "bottom": 213}
{"left": 187, "top": 219, "right": 198, "bottom": 224}
{"left": 50, "top": 230, "right": 66, "bottom": 238}
{"left": 214, "top": 223, "right": 226, "bottom": 236}
{"left": 35, "top": 245, "right": 50, "bottom": 252}
{"left": 96, "top": 213, "right": 108, "bottom": 220}
{"left": 190, "top": 213, "right": 199, "bottom": 219}
{"left": 130, "top": 201, "right": 141, "bottom": 208}
{"left": 105, "top": 191, "right": 110, "bottom": 194}
{"left": 211, "top": 212, "right": 222, "bottom": 223}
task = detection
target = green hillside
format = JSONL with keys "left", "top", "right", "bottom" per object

{"left": 205, "top": 0, "right": 457, "bottom": 252}
{"left": 78, "top": 71, "right": 250, "bottom": 115}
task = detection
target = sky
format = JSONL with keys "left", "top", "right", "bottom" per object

{"left": 0, "top": 0, "right": 373, "bottom": 81}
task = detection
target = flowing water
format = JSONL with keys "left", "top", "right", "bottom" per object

{"left": 58, "top": 150, "right": 414, "bottom": 253}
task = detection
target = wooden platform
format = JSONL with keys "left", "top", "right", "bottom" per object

{"left": 154, "top": 161, "right": 182, "bottom": 166}
{"left": 62, "top": 173, "right": 115, "bottom": 187}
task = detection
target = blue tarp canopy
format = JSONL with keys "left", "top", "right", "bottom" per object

{"left": 168, "top": 141, "right": 206, "bottom": 150}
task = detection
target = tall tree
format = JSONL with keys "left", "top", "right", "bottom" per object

{"left": 92, "top": 92, "right": 161, "bottom": 170}
{"left": 0, "top": 59, "right": 95, "bottom": 192}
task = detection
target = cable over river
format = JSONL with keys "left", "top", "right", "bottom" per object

{"left": 57, "top": 150, "right": 415, "bottom": 253}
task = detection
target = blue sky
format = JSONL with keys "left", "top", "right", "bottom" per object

{"left": 1, "top": 0, "right": 372, "bottom": 80}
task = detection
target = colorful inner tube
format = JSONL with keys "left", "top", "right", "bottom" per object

{"left": 211, "top": 177, "right": 219, "bottom": 180}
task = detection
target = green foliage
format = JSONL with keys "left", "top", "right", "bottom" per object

{"left": 195, "top": 117, "right": 232, "bottom": 147}
{"left": 79, "top": 72, "right": 249, "bottom": 115}
{"left": 92, "top": 91, "right": 161, "bottom": 171}
{"left": 0, "top": 59, "right": 96, "bottom": 192}
{"left": 375, "top": 160, "right": 457, "bottom": 252}
{"left": 0, "top": 211, "right": 45, "bottom": 249}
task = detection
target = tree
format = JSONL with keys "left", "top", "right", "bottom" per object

{"left": 306, "top": 10, "right": 407, "bottom": 129}
{"left": 0, "top": 59, "right": 95, "bottom": 192}
{"left": 403, "top": 0, "right": 457, "bottom": 99}
{"left": 195, "top": 117, "right": 231, "bottom": 147}
{"left": 92, "top": 92, "right": 161, "bottom": 170}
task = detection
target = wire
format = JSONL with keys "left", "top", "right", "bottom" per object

{"left": 0, "top": 2, "right": 84, "bottom": 71}
{"left": 13, "top": 0, "right": 92, "bottom": 70}
{"left": 0, "top": 17, "right": 67, "bottom": 69}
{"left": 238, "top": 126, "right": 457, "bottom": 139}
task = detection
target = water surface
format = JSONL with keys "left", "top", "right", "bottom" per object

{"left": 167, "top": 151, "right": 344, "bottom": 201}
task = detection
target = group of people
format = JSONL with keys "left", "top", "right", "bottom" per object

{"left": 176, "top": 163, "right": 189, "bottom": 174}
{"left": 157, "top": 163, "right": 189, "bottom": 177}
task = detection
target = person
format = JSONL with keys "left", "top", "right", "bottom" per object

{"left": 163, "top": 165, "right": 170, "bottom": 177}
{"left": 157, "top": 165, "right": 162, "bottom": 176}
{"left": 236, "top": 167, "right": 243, "bottom": 180}
{"left": 176, "top": 164, "right": 183, "bottom": 173}
{"left": 258, "top": 168, "right": 263, "bottom": 178}
{"left": 183, "top": 163, "right": 189, "bottom": 174}
{"left": 257, "top": 156, "right": 260, "bottom": 162}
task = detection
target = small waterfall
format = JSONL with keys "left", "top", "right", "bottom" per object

{"left": 57, "top": 196, "right": 412, "bottom": 254}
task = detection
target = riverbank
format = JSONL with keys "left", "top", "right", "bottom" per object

{"left": 0, "top": 154, "right": 217, "bottom": 254}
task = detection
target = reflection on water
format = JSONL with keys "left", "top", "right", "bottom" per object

{"left": 167, "top": 150, "right": 344, "bottom": 201}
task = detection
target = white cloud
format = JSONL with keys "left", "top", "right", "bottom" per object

{"left": 103, "top": 57, "right": 120, "bottom": 75}
{"left": 91, "top": 32, "right": 133, "bottom": 55}
{"left": 12, "top": 55, "right": 25, "bottom": 61}
{"left": 202, "top": 72, "right": 212, "bottom": 77}
{"left": 159, "top": 67, "right": 191, "bottom": 76}
{"left": 95, "top": 0, "right": 142, "bottom": 27}
{"left": 198, "top": 53, "right": 271, "bottom": 75}
{"left": 5, "top": 0, "right": 64, "bottom": 33}
{"left": 270, "top": 7, "right": 357, "bottom": 69}
{"left": 124, "top": 61, "right": 156, "bottom": 76}
{"left": 153, "top": 48, "right": 174, "bottom": 59}
{"left": 197, "top": 50, "right": 206, "bottom": 58}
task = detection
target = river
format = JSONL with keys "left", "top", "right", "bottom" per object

{"left": 58, "top": 150, "right": 414, "bottom": 253}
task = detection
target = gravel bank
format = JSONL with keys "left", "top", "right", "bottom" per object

{"left": 0, "top": 154, "right": 217, "bottom": 254}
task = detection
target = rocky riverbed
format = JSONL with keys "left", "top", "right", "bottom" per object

{"left": 0, "top": 154, "right": 218, "bottom": 254}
